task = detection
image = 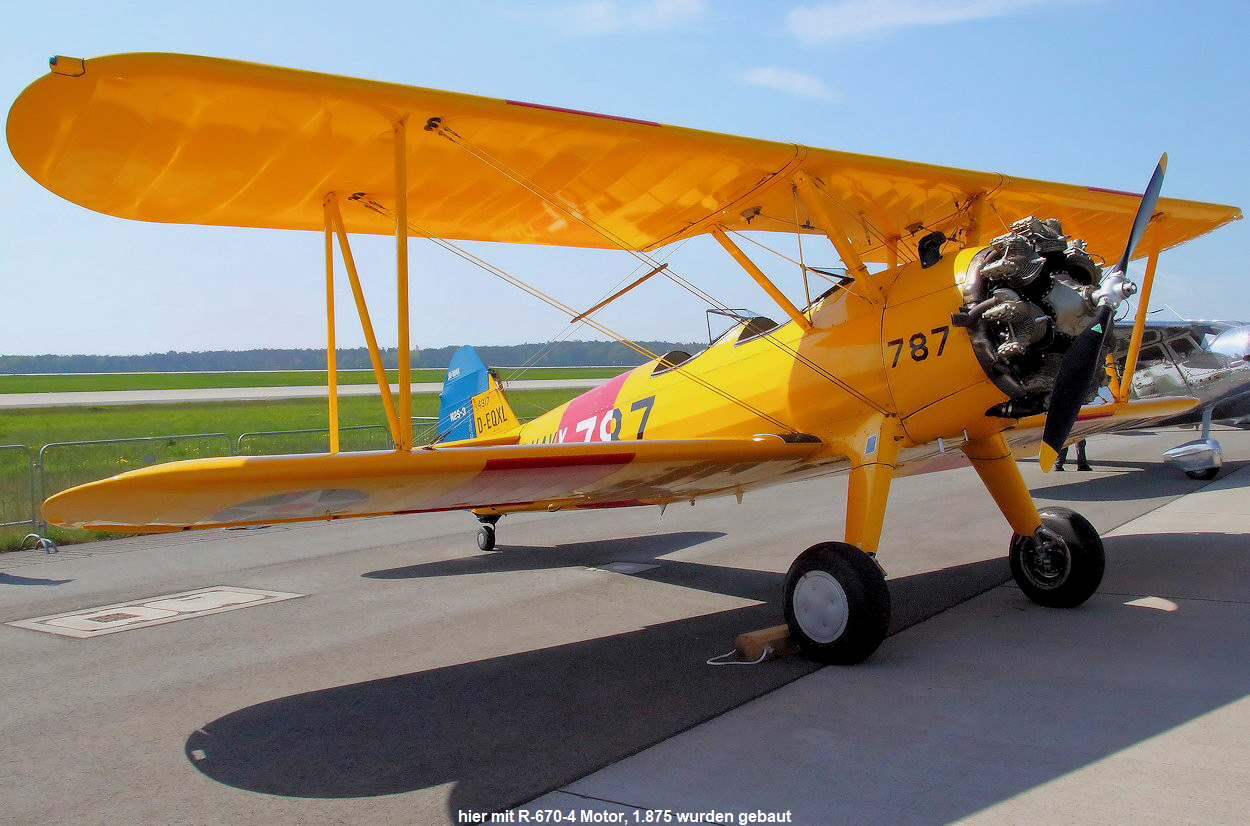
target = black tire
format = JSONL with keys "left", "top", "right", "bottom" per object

{"left": 783, "top": 542, "right": 891, "bottom": 665}
{"left": 1185, "top": 467, "right": 1219, "bottom": 481}
{"left": 476, "top": 525, "right": 496, "bottom": 552}
{"left": 1009, "top": 507, "right": 1104, "bottom": 608}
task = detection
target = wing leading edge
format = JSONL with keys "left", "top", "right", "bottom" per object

{"left": 8, "top": 52, "right": 1240, "bottom": 259}
{"left": 41, "top": 437, "right": 831, "bottom": 533}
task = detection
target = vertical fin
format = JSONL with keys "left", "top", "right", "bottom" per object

{"left": 437, "top": 346, "right": 519, "bottom": 442}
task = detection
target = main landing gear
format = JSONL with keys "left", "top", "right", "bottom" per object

{"left": 1009, "top": 506, "right": 1105, "bottom": 608}
{"left": 776, "top": 429, "right": 1110, "bottom": 665}
{"left": 780, "top": 506, "right": 1104, "bottom": 665}
{"left": 782, "top": 542, "right": 891, "bottom": 665}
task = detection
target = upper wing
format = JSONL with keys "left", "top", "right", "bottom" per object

{"left": 8, "top": 53, "right": 1240, "bottom": 260}
{"left": 41, "top": 437, "right": 831, "bottom": 532}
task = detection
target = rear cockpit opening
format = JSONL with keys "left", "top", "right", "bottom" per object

{"left": 650, "top": 349, "right": 696, "bottom": 375}
{"left": 650, "top": 310, "right": 784, "bottom": 375}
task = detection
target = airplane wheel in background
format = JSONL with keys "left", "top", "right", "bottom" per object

{"left": 783, "top": 542, "right": 891, "bottom": 665}
{"left": 1185, "top": 467, "right": 1219, "bottom": 481}
{"left": 1009, "top": 507, "right": 1104, "bottom": 608}
{"left": 476, "top": 525, "right": 496, "bottom": 552}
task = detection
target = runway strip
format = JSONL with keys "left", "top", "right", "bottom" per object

{"left": 0, "top": 378, "right": 606, "bottom": 408}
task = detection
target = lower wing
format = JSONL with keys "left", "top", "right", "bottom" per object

{"left": 43, "top": 437, "right": 831, "bottom": 532}
{"left": 1002, "top": 395, "right": 1199, "bottom": 456}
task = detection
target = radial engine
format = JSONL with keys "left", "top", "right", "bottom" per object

{"left": 953, "top": 217, "right": 1108, "bottom": 418}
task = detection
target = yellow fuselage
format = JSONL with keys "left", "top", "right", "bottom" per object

{"left": 518, "top": 249, "right": 1008, "bottom": 460}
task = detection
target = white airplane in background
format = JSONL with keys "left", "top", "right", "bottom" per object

{"left": 1114, "top": 319, "right": 1250, "bottom": 479}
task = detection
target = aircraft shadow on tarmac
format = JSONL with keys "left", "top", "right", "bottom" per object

{"left": 364, "top": 531, "right": 786, "bottom": 605}
{"left": 1029, "top": 458, "right": 1247, "bottom": 503}
{"left": 362, "top": 530, "right": 731, "bottom": 580}
{"left": 184, "top": 528, "right": 1009, "bottom": 814}
{"left": 182, "top": 529, "right": 1246, "bottom": 820}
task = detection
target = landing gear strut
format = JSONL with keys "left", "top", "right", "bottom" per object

{"left": 1009, "top": 506, "right": 1104, "bottom": 608}
{"left": 783, "top": 542, "right": 891, "bottom": 665}
{"left": 475, "top": 513, "right": 501, "bottom": 552}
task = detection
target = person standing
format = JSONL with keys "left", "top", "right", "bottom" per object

{"left": 1054, "top": 439, "right": 1091, "bottom": 471}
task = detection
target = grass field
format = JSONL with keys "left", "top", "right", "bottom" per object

{"left": 0, "top": 367, "right": 621, "bottom": 394}
{"left": 0, "top": 386, "right": 581, "bottom": 550}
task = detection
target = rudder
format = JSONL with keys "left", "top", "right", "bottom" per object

{"left": 436, "top": 346, "right": 520, "bottom": 443}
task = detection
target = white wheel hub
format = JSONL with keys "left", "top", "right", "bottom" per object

{"left": 792, "top": 570, "right": 849, "bottom": 643}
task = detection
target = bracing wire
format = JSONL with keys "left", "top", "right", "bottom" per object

{"left": 428, "top": 121, "right": 733, "bottom": 314}
{"left": 794, "top": 188, "right": 812, "bottom": 308}
{"left": 350, "top": 196, "right": 799, "bottom": 432}
{"left": 407, "top": 122, "right": 895, "bottom": 419}
{"left": 512, "top": 242, "right": 693, "bottom": 379}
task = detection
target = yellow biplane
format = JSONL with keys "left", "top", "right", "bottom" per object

{"left": 7, "top": 54, "right": 1241, "bottom": 663}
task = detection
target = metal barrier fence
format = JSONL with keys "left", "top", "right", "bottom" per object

{"left": 1, "top": 412, "right": 548, "bottom": 533}
{"left": 1, "top": 418, "right": 447, "bottom": 533}
{"left": 413, "top": 416, "right": 439, "bottom": 445}
{"left": 38, "top": 433, "right": 235, "bottom": 506}
{"left": 237, "top": 424, "right": 394, "bottom": 455}
{"left": 0, "top": 445, "right": 36, "bottom": 529}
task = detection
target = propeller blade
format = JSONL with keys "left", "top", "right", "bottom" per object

{"left": 1039, "top": 155, "right": 1167, "bottom": 471}
{"left": 1113, "top": 153, "right": 1167, "bottom": 276}
{"left": 1040, "top": 304, "right": 1114, "bottom": 471}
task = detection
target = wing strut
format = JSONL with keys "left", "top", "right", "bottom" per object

{"left": 792, "top": 172, "right": 883, "bottom": 305}
{"left": 318, "top": 119, "right": 417, "bottom": 453}
{"left": 1114, "top": 247, "right": 1162, "bottom": 403}
{"left": 324, "top": 200, "right": 340, "bottom": 454}
{"left": 709, "top": 227, "right": 813, "bottom": 332}
{"left": 325, "top": 193, "right": 404, "bottom": 448}
{"left": 394, "top": 119, "right": 413, "bottom": 450}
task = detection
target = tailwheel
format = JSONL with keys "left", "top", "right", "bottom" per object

{"left": 1009, "top": 506, "right": 1104, "bottom": 608}
{"left": 474, "top": 513, "right": 501, "bottom": 552}
{"left": 783, "top": 542, "right": 891, "bottom": 665}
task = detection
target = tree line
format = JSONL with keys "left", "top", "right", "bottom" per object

{"left": 0, "top": 340, "right": 702, "bottom": 373}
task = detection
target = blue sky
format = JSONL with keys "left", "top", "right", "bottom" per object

{"left": 2, "top": 0, "right": 1247, "bottom": 356}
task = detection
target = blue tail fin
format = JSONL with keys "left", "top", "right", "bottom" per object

{"left": 436, "top": 346, "right": 519, "bottom": 443}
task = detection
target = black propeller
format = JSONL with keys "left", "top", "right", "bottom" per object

{"left": 1039, "top": 154, "right": 1167, "bottom": 470}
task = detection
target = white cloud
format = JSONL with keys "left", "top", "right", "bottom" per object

{"left": 786, "top": 0, "right": 1050, "bottom": 43}
{"left": 564, "top": 0, "right": 707, "bottom": 34}
{"left": 738, "top": 67, "right": 836, "bottom": 101}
